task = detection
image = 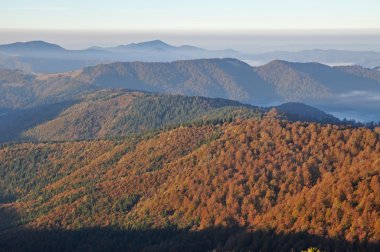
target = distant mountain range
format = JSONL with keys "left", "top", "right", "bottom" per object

{"left": 0, "top": 40, "right": 246, "bottom": 73}
{"left": 1, "top": 40, "right": 380, "bottom": 73}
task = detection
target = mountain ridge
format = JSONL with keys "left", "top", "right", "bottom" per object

{"left": 0, "top": 41, "right": 66, "bottom": 54}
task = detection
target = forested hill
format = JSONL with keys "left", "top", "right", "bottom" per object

{"left": 1, "top": 87, "right": 341, "bottom": 143}
{"left": 21, "top": 90, "right": 263, "bottom": 142}
{"left": 0, "top": 118, "right": 379, "bottom": 251}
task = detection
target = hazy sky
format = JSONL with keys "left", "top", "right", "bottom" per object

{"left": 1, "top": 0, "right": 380, "bottom": 52}
{"left": 1, "top": 0, "right": 380, "bottom": 30}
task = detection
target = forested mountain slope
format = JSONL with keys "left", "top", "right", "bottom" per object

{"left": 0, "top": 118, "right": 379, "bottom": 251}
{"left": 1, "top": 85, "right": 341, "bottom": 143}
{"left": 22, "top": 90, "right": 262, "bottom": 142}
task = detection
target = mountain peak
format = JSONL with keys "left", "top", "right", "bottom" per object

{"left": 262, "top": 60, "right": 292, "bottom": 67}
{"left": 268, "top": 59, "right": 288, "bottom": 64}
{"left": 265, "top": 59, "right": 329, "bottom": 69}
{"left": 121, "top": 40, "right": 175, "bottom": 50}
{"left": 142, "top": 40, "right": 169, "bottom": 45}
{"left": 0, "top": 41, "right": 65, "bottom": 53}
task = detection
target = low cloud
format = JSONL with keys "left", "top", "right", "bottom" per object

{"left": 338, "top": 90, "right": 380, "bottom": 101}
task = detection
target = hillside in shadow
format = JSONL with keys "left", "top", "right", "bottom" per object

{"left": 1, "top": 225, "right": 379, "bottom": 252}
{"left": 0, "top": 100, "right": 78, "bottom": 143}
{"left": 0, "top": 204, "right": 19, "bottom": 232}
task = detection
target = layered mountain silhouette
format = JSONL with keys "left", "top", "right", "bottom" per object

{"left": 1, "top": 41, "right": 380, "bottom": 252}
{"left": 1, "top": 40, "right": 380, "bottom": 73}
{"left": 0, "top": 40, "right": 246, "bottom": 73}
{"left": 99, "top": 40, "right": 201, "bottom": 52}
{"left": 1, "top": 58, "right": 380, "bottom": 123}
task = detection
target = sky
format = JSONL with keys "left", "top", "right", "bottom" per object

{"left": 1, "top": 0, "right": 380, "bottom": 51}
{"left": 1, "top": 0, "right": 380, "bottom": 31}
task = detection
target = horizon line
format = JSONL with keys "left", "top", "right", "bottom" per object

{"left": 1, "top": 28, "right": 380, "bottom": 35}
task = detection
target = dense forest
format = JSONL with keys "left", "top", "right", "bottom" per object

{"left": 1, "top": 116, "right": 379, "bottom": 251}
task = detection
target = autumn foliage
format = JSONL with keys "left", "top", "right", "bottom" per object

{"left": 0, "top": 118, "right": 379, "bottom": 251}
